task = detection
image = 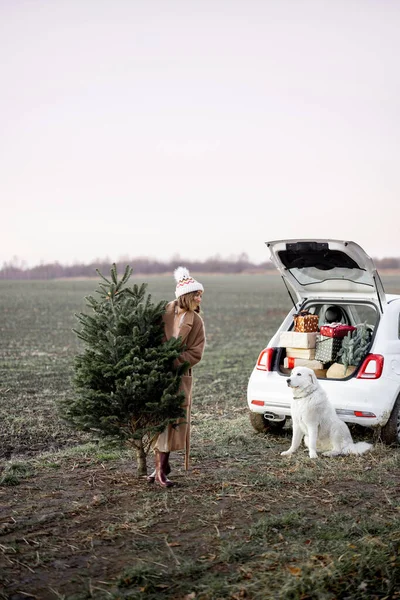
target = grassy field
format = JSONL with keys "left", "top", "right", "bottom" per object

{"left": 1, "top": 273, "right": 400, "bottom": 600}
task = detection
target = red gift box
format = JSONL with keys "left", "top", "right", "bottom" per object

{"left": 319, "top": 324, "right": 356, "bottom": 339}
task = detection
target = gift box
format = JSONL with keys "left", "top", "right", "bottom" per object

{"left": 293, "top": 311, "right": 319, "bottom": 333}
{"left": 286, "top": 347, "right": 316, "bottom": 359}
{"left": 315, "top": 334, "right": 343, "bottom": 363}
{"left": 314, "top": 369, "right": 328, "bottom": 379}
{"left": 284, "top": 357, "right": 325, "bottom": 370}
{"left": 279, "top": 331, "right": 318, "bottom": 349}
{"left": 319, "top": 324, "right": 356, "bottom": 339}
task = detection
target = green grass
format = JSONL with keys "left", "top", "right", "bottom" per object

{"left": 0, "top": 460, "right": 32, "bottom": 486}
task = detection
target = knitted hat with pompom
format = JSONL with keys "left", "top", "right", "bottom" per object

{"left": 174, "top": 267, "right": 204, "bottom": 298}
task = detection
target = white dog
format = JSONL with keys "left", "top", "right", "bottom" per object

{"left": 281, "top": 366, "right": 372, "bottom": 459}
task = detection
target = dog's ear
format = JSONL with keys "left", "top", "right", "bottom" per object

{"left": 309, "top": 371, "right": 317, "bottom": 385}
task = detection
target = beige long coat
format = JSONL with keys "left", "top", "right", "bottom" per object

{"left": 153, "top": 300, "right": 206, "bottom": 469}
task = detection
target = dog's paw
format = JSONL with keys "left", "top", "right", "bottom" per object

{"left": 322, "top": 450, "right": 341, "bottom": 457}
{"left": 309, "top": 450, "right": 318, "bottom": 459}
{"left": 281, "top": 450, "right": 293, "bottom": 456}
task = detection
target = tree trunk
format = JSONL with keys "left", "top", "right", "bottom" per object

{"left": 133, "top": 439, "right": 147, "bottom": 477}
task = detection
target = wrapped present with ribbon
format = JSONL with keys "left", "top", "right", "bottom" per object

{"left": 284, "top": 357, "right": 325, "bottom": 370}
{"left": 319, "top": 323, "right": 356, "bottom": 339}
{"left": 315, "top": 334, "right": 343, "bottom": 363}
{"left": 293, "top": 310, "right": 319, "bottom": 333}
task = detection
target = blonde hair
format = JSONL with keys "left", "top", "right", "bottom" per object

{"left": 177, "top": 291, "right": 201, "bottom": 313}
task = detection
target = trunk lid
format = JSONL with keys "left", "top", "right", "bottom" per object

{"left": 266, "top": 239, "right": 386, "bottom": 309}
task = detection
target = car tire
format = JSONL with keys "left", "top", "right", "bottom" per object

{"left": 249, "top": 411, "right": 287, "bottom": 433}
{"left": 380, "top": 396, "right": 400, "bottom": 445}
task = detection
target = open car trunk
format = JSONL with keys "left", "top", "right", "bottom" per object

{"left": 276, "top": 300, "right": 378, "bottom": 379}
{"left": 266, "top": 239, "right": 386, "bottom": 309}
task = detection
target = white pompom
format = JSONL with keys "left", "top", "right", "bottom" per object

{"left": 174, "top": 266, "right": 190, "bottom": 282}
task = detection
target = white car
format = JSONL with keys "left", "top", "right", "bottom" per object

{"left": 247, "top": 239, "right": 400, "bottom": 445}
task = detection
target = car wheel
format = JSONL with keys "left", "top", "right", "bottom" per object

{"left": 249, "top": 411, "right": 287, "bottom": 433}
{"left": 380, "top": 396, "right": 400, "bottom": 445}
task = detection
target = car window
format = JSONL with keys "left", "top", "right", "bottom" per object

{"left": 350, "top": 305, "right": 378, "bottom": 328}
{"left": 304, "top": 303, "right": 377, "bottom": 328}
{"left": 302, "top": 304, "right": 344, "bottom": 324}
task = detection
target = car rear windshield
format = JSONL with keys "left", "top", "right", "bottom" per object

{"left": 278, "top": 246, "right": 374, "bottom": 289}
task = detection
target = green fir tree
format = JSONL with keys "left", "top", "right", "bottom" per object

{"left": 337, "top": 322, "right": 371, "bottom": 375}
{"left": 59, "top": 264, "right": 188, "bottom": 476}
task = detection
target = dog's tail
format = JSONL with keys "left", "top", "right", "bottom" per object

{"left": 345, "top": 441, "right": 373, "bottom": 455}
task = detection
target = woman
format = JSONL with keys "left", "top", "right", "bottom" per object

{"left": 149, "top": 266, "right": 206, "bottom": 488}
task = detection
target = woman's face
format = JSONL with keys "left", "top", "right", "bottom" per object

{"left": 192, "top": 290, "right": 203, "bottom": 309}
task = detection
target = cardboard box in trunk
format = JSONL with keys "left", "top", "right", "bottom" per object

{"left": 286, "top": 348, "right": 316, "bottom": 359}
{"left": 281, "top": 357, "right": 326, "bottom": 379}
{"left": 279, "top": 331, "right": 318, "bottom": 349}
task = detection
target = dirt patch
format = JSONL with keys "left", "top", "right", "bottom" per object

{"left": 1, "top": 445, "right": 400, "bottom": 600}
{"left": 1, "top": 457, "right": 255, "bottom": 598}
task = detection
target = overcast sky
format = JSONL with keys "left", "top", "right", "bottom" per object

{"left": 1, "top": 0, "right": 399, "bottom": 267}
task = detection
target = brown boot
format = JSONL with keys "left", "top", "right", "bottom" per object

{"left": 155, "top": 451, "right": 175, "bottom": 488}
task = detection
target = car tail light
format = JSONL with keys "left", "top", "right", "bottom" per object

{"left": 356, "top": 354, "right": 384, "bottom": 379}
{"left": 256, "top": 348, "right": 275, "bottom": 371}
{"left": 354, "top": 411, "right": 376, "bottom": 418}
{"left": 337, "top": 409, "right": 376, "bottom": 418}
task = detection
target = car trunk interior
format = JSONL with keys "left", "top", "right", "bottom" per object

{"left": 277, "top": 301, "right": 378, "bottom": 380}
